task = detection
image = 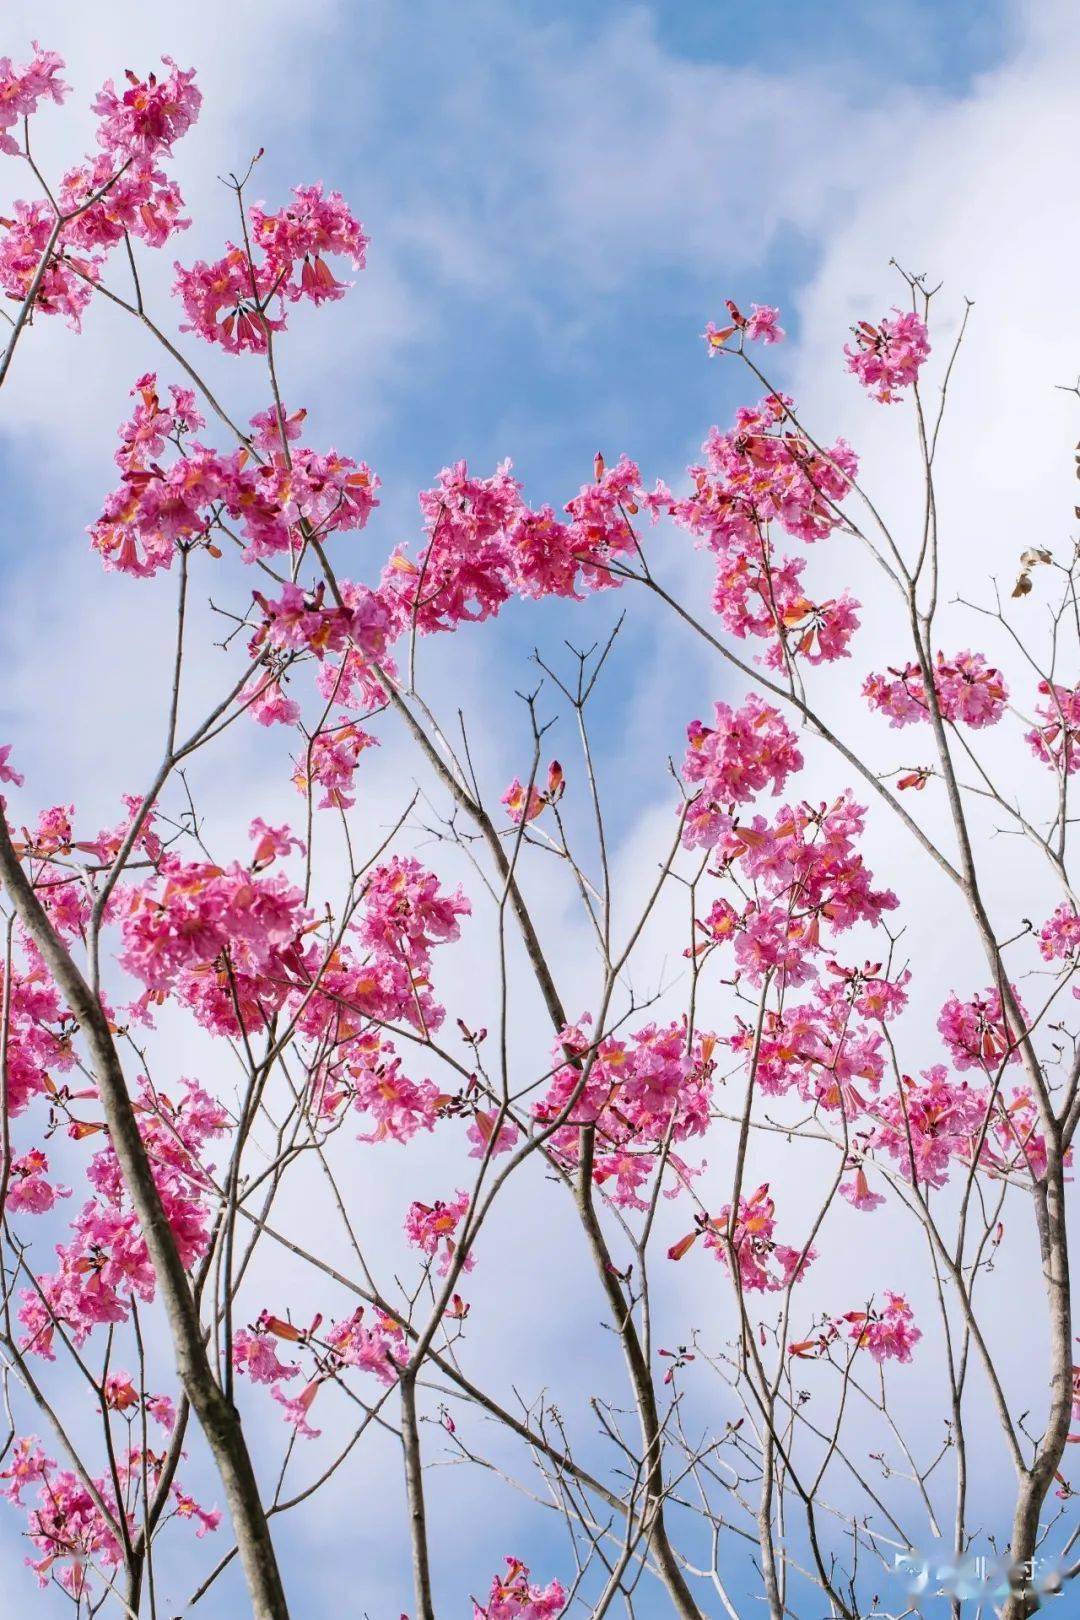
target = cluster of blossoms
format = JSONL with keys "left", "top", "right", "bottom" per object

{"left": 844, "top": 310, "right": 931, "bottom": 402}
{"left": 790, "top": 1293, "right": 922, "bottom": 1365}
{"left": 1039, "top": 903, "right": 1080, "bottom": 969}
{"left": 863, "top": 650, "right": 1008, "bottom": 729}
{"left": 841, "top": 1292, "right": 922, "bottom": 1362}
{"left": 668, "top": 1182, "right": 815, "bottom": 1293}
{"left": 380, "top": 453, "right": 669, "bottom": 631}
{"left": 868, "top": 1066, "right": 993, "bottom": 1189}
{"left": 681, "top": 694, "right": 803, "bottom": 847}
{"left": 0, "top": 935, "right": 77, "bottom": 1116}
{"left": 293, "top": 721, "right": 379, "bottom": 808}
{"left": 293, "top": 856, "right": 470, "bottom": 1142}
{"left": 726, "top": 963, "right": 906, "bottom": 1114}
{"left": 473, "top": 1558, "right": 567, "bottom": 1620}
{"left": 5, "top": 795, "right": 165, "bottom": 945}
{"left": 689, "top": 788, "right": 899, "bottom": 991}
{"left": 101, "top": 1370, "right": 176, "bottom": 1431}
{"left": 173, "top": 184, "right": 368, "bottom": 352}
{"left": 1, "top": 1438, "right": 217, "bottom": 1596}
{"left": 0, "top": 43, "right": 68, "bottom": 155}
{"left": 937, "top": 986, "right": 1025, "bottom": 1073}
{"left": 534, "top": 1020, "right": 717, "bottom": 1210}
{"left": 671, "top": 390, "right": 860, "bottom": 669}
{"left": 90, "top": 380, "right": 380, "bottom": 578}
{"left": 1026, "top": 679, "right": 1080, "bottom": 774}
{"left": 2, "top": 1148, "right": 70, "bottom": 1215}
{"left": 115, "top": 840, "right": 311, "bottom": 1035}
{"left": 404, "top": 1190, "right": 473, "bottom": 1275}
{"left": 703, "top": 298, "right": 786, "bottom": 353}
{"left": 0, "top": 55, "right": 201, "bottom": 330}
{"left": 867, "top": 1064, "right": 1058, "bottom": 1188}
{"left": 232, "top": 1305, "right": 408, "bottom": 1439}
{"left": 18, "top": 1077, "right": 228, "bottom": 1358}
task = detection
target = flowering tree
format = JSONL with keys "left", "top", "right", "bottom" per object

{"left": 0, "top": 43, "right": 1077, "bottom": 1620}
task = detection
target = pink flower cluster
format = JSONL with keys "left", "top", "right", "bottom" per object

{"left": 669, "top": 1182, "right": 814, "bottom": 1293}
{"left": 870, "top": 1066, "right": 994, "bottom": 1189}
{"left": 18, "top": 1077, "right": 228, "bottom": 1359}
{"left": 404, "top": 1190, "right": 473, "bottom": 1275}
{"left": 1026, "top": 680, "right": 1080, "bottom": 774}
{"left": 0, "top": 56, "right": 199, "bottom": 331}
{"left": 691, "top": 793, "right": 898, "bottom": 989}
{"left": 937, "top": 986, "right": 1025, "bottom": 1073}
{"left": 863, "top": 651, "right": 1007, "bottom": 729}
{"left": 286, "top": 859, "right": 468, "bottom": 1142}
{"left": 1039, "top": 903, "right": 1080, "bottom": 967}
{"left": 3, "top": 1149, "right": 70, "bottom": 1215}
{"left": 91, "top": 382, "right": 380, "bottom": 578}
{"left": 173, "top": 183, "right": 367, "bottom": 352}
{"left": 727, "top": 964, "right": 905, "bottom": 1114}
{"left": 90, "top": 59, "right": 201, "bottom": 158}
{"left": 379, "top": 454, "right": 669, "bottom": 634}
{"left": 473, "top": 1558, "right": 567, "bottom": 1620}
{"left": 502, "top": 761, "right": 565, "bottom": 825}
{"left": 535, "top": 1021, "right": 717, "bottom": 1209}
{"left": 0, "top": 939, "right": 77, "bottom": 1116}
{"left": 845, "top": 310, "right": 930, "bottom": 403}
{"left": 681, "top": 694, "right": 803, "bottom": 847}
{"left": 1, "top": 1434, "right": 217, "bottom": 1596}
{"left": 293, "top": 722, "right": 379, "bottom": 809}
{"left": 0, "top": 42, "right": 69, "bottom": 155}
{"left": 116, "top": 851, "right": 310, "bottom": 1035}
{"left": 703, "top": 298, "right": 786, "bottom": 353}
{"left": 232, "top": 1306, "right": 408, "bottom": 1439}
{"left": 841, "top": 1293, "right": 922, "bottom": 1362}
{"left": 790, "top": 1293, "right": 922, "bottom": 1365}
{"left": 671, "top": 393, "right": 860, "bottom": 668}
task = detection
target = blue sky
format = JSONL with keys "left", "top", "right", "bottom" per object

{"left": 1, "top": 1, "right": 1078, "bottom": 1615}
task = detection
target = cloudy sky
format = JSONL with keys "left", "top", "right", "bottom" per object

{"left": 1, "top": 1, "right": 1079, "bottom": 1615}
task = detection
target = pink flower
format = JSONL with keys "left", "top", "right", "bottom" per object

{"left": 703, "top": 299, "right": 784, "bottom": 352}
{"left": 840, "top": 1167, "right": 885, "bottom": 1212}
{"left": 503, "top": 765, "right": 563, "bottom": 825}
{"left": 0, "top": 744, "right": 23, "bottom": 787}
{"left": 243, "top": 672, "right": 302, "bottom": 728}
{"left": 535, "top": 1022, "right": 715, "bottom": 1209}
{"left": 249, "top": 817, "right": 305, "bottom": 869}
{"left": 147, "top": 1394, "right": 176, "bottom": 1430}
{"left": 872, "top": 1066, "right": 991, "bottom": 1188}
{"left": 171, "top": 1487, "right": 221, "bottom": 1537}
{"left": 1038, "top": 903, "right": 1080, "bottom": 965}
{"left": 325, "top": 1306, "right": 407, "bottom": 1384}
{"left": 0, "top": 198, "right": 97, "bottom": 330}
{"left": 231, "top": 1327, "right": 300, "bottom": 1386}
{"left": 272, "top": 1379, "right": 322, "bottom": 1439}
{"left": 845, "top": 310, "right": 930, "bottom": 403}
{"left": 745, "top": 303, "right": 785, "bottom": 343}
{"left": 670, "top": 1184, "right": 815, "bottom": 1292}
